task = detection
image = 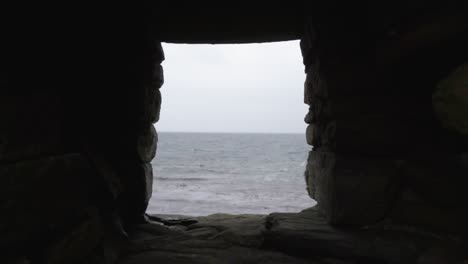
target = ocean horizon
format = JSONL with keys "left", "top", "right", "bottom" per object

{"left": 156, "top": 130, "right": 305, "bottom": 135}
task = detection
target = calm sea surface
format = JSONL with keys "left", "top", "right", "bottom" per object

{"left": 148, "top": 132, "right": 316, "bottom": 216}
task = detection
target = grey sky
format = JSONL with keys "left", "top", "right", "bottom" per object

{"left": 157, "top": 40, "right": 307, "bottom": 134}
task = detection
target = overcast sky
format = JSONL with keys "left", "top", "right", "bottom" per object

{"left": 157, "top": 40, "right": 307, "bottom": 134}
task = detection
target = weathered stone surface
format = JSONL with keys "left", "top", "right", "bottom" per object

{"left": 306, "top": 123, "right": 335, "bottom": 149}
{"left": 304, "top": 107, "right": 314, "bottom": 124}
{"left": 433, "top": 62, "right": 468, "bottom": 136}
{"left": 299, "top": 17, "right": 446, "bottom": 157}
{"left": 0, "top": 153, "right": 99, "bottom": 251}
{"left": 186, "top": 214, "right": 266, "bottom": 248}
{"left": 305, "top": 151, "right": 315, "bottom": 198}
{"left": 117, "top": 209, "right": 465, "bottom": 264}
{"left": 305, "top": 98, "right": 329, "bottom": 125}
{"left": 141, "top": 86, "right": 162, "bottom": 124}
{"left": 300, "top": 21, "right": 317, "bottom": 68}
{"left": 141, "top": 163, "right": 154, "bottom": 203}
{"left": 305, "top": 124, "right": 316, "bottom": 146}
{"left": 264, "top": 208, "right": 455, "bottom": 264}
{"left": 304, "top": 65, "right": 328, "bottom": 105}
{"left": 137, "top": 125, "right": 157, "bottom": 163}
{"left": 2, "top": 4, "right": 468, "bottom": 263}
{"left": 302, "top": 65, "right": 422, "bottom": 155}
{"left": 118, "top": 162, "right": 153, "bottom": 224}
{"left": 120, "top": 242, "right": 311, "bottom": 264}
{"left": 326, "top": 95, "right": 414, "bottom": 119}
{"left": 307, "top": 151, "right": 400, "bottom": 225}
{"left": 152, "top": 65, "right": 164, "bottom": 89}
{"left": 311, "top": 117, "right": 420, "bottom": 155}
{"left": 154, "top": 42, "right": 165, "bottom": 64}
{"left": 45, "top": 207, "right": 103, "bottom": 264}
{"left": 85, "top": 149, "right": 124, "bottom": 199}
{"left": 119, "top": 222, "right": 311, "bottom": 264}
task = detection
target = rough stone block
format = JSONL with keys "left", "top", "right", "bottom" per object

{"left": 305, "top": 122, "right": 336, "bottom": 150}
{"left": 118, "top": 162, "right": 153, "bottom": 224}
{"left": 141, "top": 163, "right": 154, "bottom": 203}
{"left": 304, "top": 151, "right": 315, "bottom": 198}
{"left": 140, "top": 86, "right": 162, "bottom": 124}
{"left": 328, "top": 95, "right": 422, "bottom": 120}
{"left": 265, "top": 208, "right": 448, "bottom": 263}
{"left": 303, "top": 80, "right": 312, "bottom": 105}
{"left": 308, "top": 94, "right": 418, "bottom": 124}
{"left": 85, "top": 149, "right": 124, "bottom": 200}
{"left": 312, "top": 117, "right": 418, "bottom": 155}
{"left": 304, "top": 65, "right": 328, "bottom": 105}
{"left": 45, "top": 207, "right": 103, "bottom": 264}
{"left": 0, "top": 153, "right": 99, "bottom": 249}
{"left": 300, "top": 21, "right": 317, "bottom": 68}
{"left": 152, "top": 65, "right": 164, "bottom": 89}
{"left": 305, "top": 124, "right": 316, "bottom": 146}
{"left": 137, "top": 125, "right": 158, "bottom": 163}
{"left": 188, "top": 214, "right": 266, "bottom": 248}
{"left": 306, "top": 151, "right": 400, "bottom": 225}
{"left": 304, "top": 107, "right": 314, "bottom": 124}
{"left": 304, "top": 99, "right": 332, "bottom": 126}
{"left": 433, "top": 61, "right": 468, "bottom": 136}
{"left": 154, "top": 42, "right": 165, "bottom": 64}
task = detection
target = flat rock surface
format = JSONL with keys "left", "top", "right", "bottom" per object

{"left": 119, "top": 221, "right": 310, "bottom": 264}
{"left": 118, "top": 208, "right": 468, "bottom": 264}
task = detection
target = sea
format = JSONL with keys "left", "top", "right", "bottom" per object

{"left": 148, "top": 132, "right": 316, "bottom": 216}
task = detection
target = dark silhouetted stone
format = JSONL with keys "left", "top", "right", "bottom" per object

{"left": 0, "top": 154, "right": 99, "bottom": 251}
{"left": 307, "top": 151, "right": 400, "bottom": 225}
{"left": 137, "top": 125, "right": 157, "bottom": 163}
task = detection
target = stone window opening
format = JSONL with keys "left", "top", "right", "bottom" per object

{"left": 147, "top": 41, "right": 317, "bottom": 216}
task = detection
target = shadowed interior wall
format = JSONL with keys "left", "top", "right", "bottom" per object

{"left": 1, "top": 13, "right": 165, "bottom": 260}
{"left": 0, "top": 1, "right": 467, "bottom": 263}
{"left": 301, "top": 4, "right": 468, "bottom": 232}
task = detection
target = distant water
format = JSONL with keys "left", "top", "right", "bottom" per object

{"left": 148, "top": 132, "right": 316, "bottom": 216}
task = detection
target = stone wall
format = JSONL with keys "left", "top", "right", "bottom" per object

{"left": 1, "top": 2, "right": 468, "bottom": 263}
{"left": 0, "top": 21, "right": 165, "bottom": 262}
{"left": 301, "top": 5, "right": 468, "bottom": 237}
{"left": 301, "top": 14, "right": 402, "bottom": 225}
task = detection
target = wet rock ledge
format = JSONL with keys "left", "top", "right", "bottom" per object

{"left": 118, "top": 207, "right": 468, "bottom": 264}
